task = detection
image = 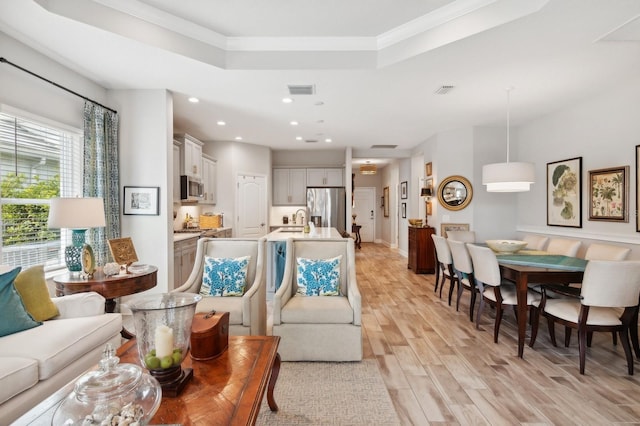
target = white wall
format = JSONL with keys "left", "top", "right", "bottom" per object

{"left": 516, "top": 75, "right": 640, "bottom": 258}
{"left": 109, "top": 89, "right": 173, "bottom": 292}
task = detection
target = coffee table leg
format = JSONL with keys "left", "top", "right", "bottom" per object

{"left": 267, "top": 353, "right": 281, "bottom": 411}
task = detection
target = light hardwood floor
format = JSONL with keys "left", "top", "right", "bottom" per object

{"left": 356, "top": 243, "right": 640, "bottom": 425}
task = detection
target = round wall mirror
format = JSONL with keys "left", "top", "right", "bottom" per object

{"left": 437, "top": 175, "right": 473, "bottom": 211}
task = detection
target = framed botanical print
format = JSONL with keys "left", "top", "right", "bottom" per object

{"left": 547, "top": 157, "right": 582, "bottom": 228}
{"left": 383, "top": 186, "right": 389, "bottom": 217}
{"left": 637, "top": 145, "right": 640, "bottom": 231}
{"left": 425, "top": 162, "right": 432, "bottom": 177}
{"left": 401, "top": 202, "right": 406, "bottom": 218}
{"left": 589, "top": 165, "right": 629, "bottom": 222}
{"left": 400, "top": 181, "right": 408, "bottom": 199}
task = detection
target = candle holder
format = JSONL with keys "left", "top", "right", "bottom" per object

{"left": 127, "top": 293, "right": 202, "bottom": 397}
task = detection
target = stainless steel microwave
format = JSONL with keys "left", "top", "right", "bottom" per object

{"left": 180, "top": 175, "right": 204, "bottom": 201}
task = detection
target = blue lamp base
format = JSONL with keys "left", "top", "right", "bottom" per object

{"left": 65, "top": 229, "right": 87, "bottom": 272}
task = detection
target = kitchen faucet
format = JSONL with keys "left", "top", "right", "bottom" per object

{"left": 295, "top": 208, "right": 307, "bottom": 225}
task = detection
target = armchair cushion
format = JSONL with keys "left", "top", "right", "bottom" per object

{"left": 14, "top": 265, "right": 59, "bottom": 321}
{"left": 296, "top": 255, "right": 341, "bottom": 296}
{"left": 281, "top": 294, "right": 354, "bottom": 324}
{"left": 196, "top": 296, "right": 243, "bottom": 325}
{"left": 201, "top": 255, "right": 250, "bottom": 297}
{"left": 0, "top": 267, "right": 41, "bottom": 337}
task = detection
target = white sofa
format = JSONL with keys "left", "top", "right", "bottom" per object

{"left": 0, "top": 292, "right": 122, "bottom": 425}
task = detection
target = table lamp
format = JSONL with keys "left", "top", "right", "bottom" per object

{"left": 47, "top": 197, "right": 106, "bottom": 273}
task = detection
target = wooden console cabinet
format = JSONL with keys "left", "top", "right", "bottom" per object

{"left": 408, "top": 226, "right": 436, "bottom": 274}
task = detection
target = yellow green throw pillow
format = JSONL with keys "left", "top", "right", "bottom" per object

{"left": 14, "top": 265, "right": 59, "bottom": 321}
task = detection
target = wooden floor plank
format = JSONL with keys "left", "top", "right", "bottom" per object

{"left": 355, "top": 242, "right": 640, "bottom": 425}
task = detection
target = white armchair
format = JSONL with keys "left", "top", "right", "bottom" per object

{"left": 273, "top": 237, "right": 362, "bottom": 361}
{"left": 173, "top": 237, "right": 267, "bottom": 336}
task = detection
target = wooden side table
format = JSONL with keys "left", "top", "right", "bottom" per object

{"left": 54, "top": 266, "right": 157, "bottom": 337}
{"left": 352, "top": 224, "right": 362, "bottom": 249}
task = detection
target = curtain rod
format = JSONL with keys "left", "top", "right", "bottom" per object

{"left": 0, "top": 57, "right": 117, "bottom": 114}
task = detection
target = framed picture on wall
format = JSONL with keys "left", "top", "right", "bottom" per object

{"left": 426, "top": 162, "right": 432, "bottom": 177}
{"left": 123, "top": 186, "right": 160, "bottom": 215}
{"left": 383, "top": 186, "right": 389, "bottom": 217}
{"left": 547, "top": 157, "right": 582, "bottom": 228}
{"left": 588, "top": 165, "right": 629, "bottom": 222}
{"left": 401, "top": 203, "right": 406, "bottom": 218}
{"left": 400, "top": 181, "right": 408, "bottom": 199}
{"left": 637, "top": 145, "right": 640, "bottom": 231}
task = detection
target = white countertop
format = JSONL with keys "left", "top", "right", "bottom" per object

{"left": 266, "top": 227, "right": 343, "bottom": 241}
{"left": 173, "top": 232, "right": 201, "bottom": 242}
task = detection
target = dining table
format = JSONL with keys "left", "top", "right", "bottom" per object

{"left": 496, "top": 251, "right": 587, "bottom": 358}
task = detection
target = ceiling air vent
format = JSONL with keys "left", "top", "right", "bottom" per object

{"left": 305, "top": 139, "right": 318, "bottom": 143}
{"left": 434, "top": 85, "right": 455, "bottom": 94}
{"left": 370, "top": 144, "right": 397, "bottom": 149}
{"left": 288, "top": 85, "right": 315, "bottom": 95}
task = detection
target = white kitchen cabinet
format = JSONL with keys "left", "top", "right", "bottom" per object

{"left": 306, "top": 168, "right": 343, "bottom": 187}
{"left": 201, "top": 156, "right": 217, "bottom": 205}
{"left": 172, "top": 142, "right": 181, "bottom": 202}
{"left": 175, "top": 133, "right": 203, "bottom": 180}
{"left": 174, "top": 236, "right": 198, "bottom": 290}
{"left": 273, "top": 168, "right": 306, "bottom": 205}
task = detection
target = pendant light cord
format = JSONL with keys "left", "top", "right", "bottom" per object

{"left": 506, "top": 87, "right": 512, "bottom": 164}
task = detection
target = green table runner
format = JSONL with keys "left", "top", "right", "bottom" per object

{"left": 496, "top": 254, "right": 587, "bottom": 272}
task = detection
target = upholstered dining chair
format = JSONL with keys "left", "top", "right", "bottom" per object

{"left": 522, "top": 234, "right": 549, "bottom": 251}
{"left": 432, "top": 235, "right": 458, "bottom": 306}
{"left": 546, "top": 238, "right": 582, "bottom": 257}
{"left": 172, "top": 237, "right": 267, "bottom": 336}
{"left": 447, "top": 239, "right": 478, "bottom": 321}
{"left": 529, "top": 260, "right": 640, "bottom": 375}
{"left": 446, "top": 230, "right": 476, "bottom": 243}
{"left": 466, "top": 244, "right": 540, "bottom": 342}
{"left": 585, "top": 243, "right": 631, "bottom": 261}
{"left": 272, "top": 237, "right": 362, "bottom": 361}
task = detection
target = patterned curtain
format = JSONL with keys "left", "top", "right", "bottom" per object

{"left": 83, "top": 102, "right": 120, "bottom": 266}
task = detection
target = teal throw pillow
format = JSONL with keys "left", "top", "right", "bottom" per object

{"left": 201, "top": 256, "right": 250, "bottom": 297}
{"left": 296, "top": 255, "right": 342, "bottom": 296}
{"left": 0, "top": 267, "right": 42, "bottom": 337}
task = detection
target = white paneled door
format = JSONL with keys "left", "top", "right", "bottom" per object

{"left": 236, "top": 174, "right": 267, "bottom": 237}
{"left": 353, "top": 187, "right": 375, "bottom": 242}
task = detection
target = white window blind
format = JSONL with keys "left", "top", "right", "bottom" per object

{"left": 0, "top": 109, "right": 82, "bottom": 270}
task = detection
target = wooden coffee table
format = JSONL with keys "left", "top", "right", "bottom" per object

{"left": 15, "top": 336, "right": 281, "bottom": 425}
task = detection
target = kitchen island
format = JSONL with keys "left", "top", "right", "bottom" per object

{"left": 265, "top": 227, "right": 345, "bottom": 296}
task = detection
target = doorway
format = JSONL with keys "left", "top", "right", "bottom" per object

{"left": 353, "top": 187, "right": 375, "bottom": 242}
{"left": 236, "top": 174, "right": 267, "bottom": 237}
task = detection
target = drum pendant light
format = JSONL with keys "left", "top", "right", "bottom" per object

{"left": 482, "top": 88, "right": 535, "bottom": 192}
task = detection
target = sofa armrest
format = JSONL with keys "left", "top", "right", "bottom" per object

{"left": 52, "top": 292, "right": 106, "bottom": 319}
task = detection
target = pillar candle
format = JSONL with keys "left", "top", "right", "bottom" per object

{"left": 155, "top": 325, "right": 174, "bottom": 358}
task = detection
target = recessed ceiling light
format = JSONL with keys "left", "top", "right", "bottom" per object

{"left": 217, "top": 121, "right": 226, "bottom": 126}
{"left": 325, "top": 138, "right": 332, "bottom": 143}
{"left": 235, "top": 136, "right": 243, "bottom": 141}
{"left": 290, "top": 121, "right": 298, "bottom": 126}
{"left": 295, "top": 136, "right": 302, "bottom": 141}
{"left": 282, "top": 97, "right": 293, "bottom": 104}
{"left": 188, "top": 97, "right": 199, "bottom": 103}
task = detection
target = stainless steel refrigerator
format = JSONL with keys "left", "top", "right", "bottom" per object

{"left": 307, "top": 187, "right": 346, "bottom": 233}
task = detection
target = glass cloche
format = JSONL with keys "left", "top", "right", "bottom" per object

{"left": 52, "top": 344, "right": 161, "bottom": 425}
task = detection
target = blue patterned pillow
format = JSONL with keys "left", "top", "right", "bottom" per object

{"left": 0, "top": 267, "right": 42, "bottom": 337}
{"left": 296, "top": 255, "right": 342, "bottom": 296}
{"left": 201, "top": 256, "right": 250, "bottom": 297}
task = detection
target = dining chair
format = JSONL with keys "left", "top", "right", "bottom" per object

{"left": 584, "top": 243, "right": 631, "bottom": 261}
{"left": 431, "top": 235, "right": 458, "bottom": 306}
{"left": 529, "top": 260, "right": 640, "bottom": 375}
{"left": 546, "top": 238, "right": 582, "bottom": 257}
{"left": 522, "top": 234, "right": 549, "bottom": 251}
{"left": 466, "top": 243, "right": 539, "bottom": 342}
{"left": 446, "top": 230, "right": 476, "bottom": 243}
{"left": 447, "top": 239, "right": 478, "bottom": 321}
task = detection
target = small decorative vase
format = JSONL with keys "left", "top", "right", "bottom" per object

{"left": 126, "top": 293, "right": 202, "bottom": 397}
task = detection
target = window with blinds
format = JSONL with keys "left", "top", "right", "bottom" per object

{"left": 0, "top": 109, "right": 83, "bottom": 270}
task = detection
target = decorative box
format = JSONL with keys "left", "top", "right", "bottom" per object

{"left": 190, "top": 311, "right": 229, "bottom": 360}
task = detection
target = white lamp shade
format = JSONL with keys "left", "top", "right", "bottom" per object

{"left": 47, "top": 197, "right": 106, "bottom": 229}
{"left": 482, "top": 162, "right": 535, "bottom": 192}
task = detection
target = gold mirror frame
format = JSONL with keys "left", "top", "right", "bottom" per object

{"left": 437, "top": 175, "right": 473, "bottom": 211}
